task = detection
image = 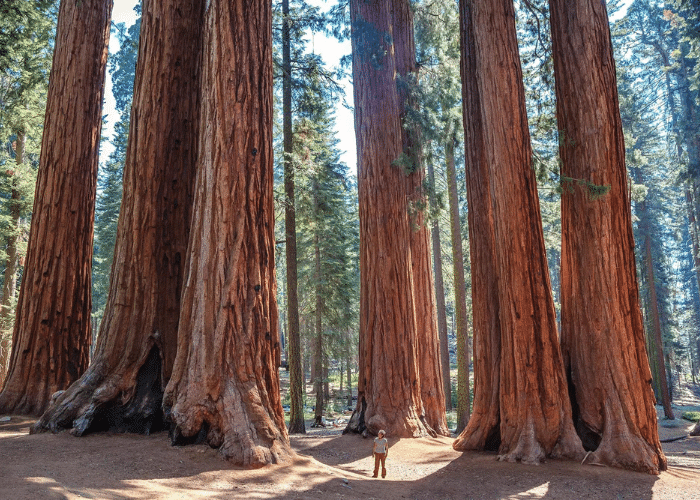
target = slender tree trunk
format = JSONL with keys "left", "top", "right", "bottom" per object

{"left": 345, "top": 0, "right": 444, "bottom": 438}
{"left": 0, "top": 132, "right": 25, "bottom": 386}
{"left": 550, "top": 0, "right": 666, "bottom": 473}
{"left": 163, "top": 0, "right": 291, "bottom": 467}
{"left": 454, "top": 0, "right": 581, "bottom": 464}
{"left": 427, "top": 160, "right": 452, "bottom": 412}
{"left": 313, "top": 234, "right": 324, "bottom": 426}
{"left": 0, "top": 0, "right": 112, "bottom": 416}
{"left": 644, "top": 233, "right": 674, "bottom": 420}
{"left": 282, "top": 0, "right": 305, "bottom": 436}
{"left": 346, "top": 329, "right": 353, "bottom": 408}
{"left": 445, "top": 134, "right": 470, "bottom": 432}
{"left": 33, "top": 0, "right": 203, "bottom": 434}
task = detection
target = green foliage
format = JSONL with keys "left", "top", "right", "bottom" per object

{"left": 682, "top": 411, "right": 700, "bottom": 422}
{"left": 0, "top": 0, "right": 56, "bottom": 334}
{"left": 615, "top": 0, "right": 699, "bottom": 394}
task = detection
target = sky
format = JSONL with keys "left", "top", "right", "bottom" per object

{"left": 102, "top": 0, "right": 634, "bottom": 171}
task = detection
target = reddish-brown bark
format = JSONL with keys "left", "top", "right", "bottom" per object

{"left": 0, "top": 0, "right": 112, "bottom": 416}
{"left": 550, "top": 0, "right": 667, "bottom": 474}
{"left": 394, "top": 3, "right": 448, "bottom": 435}
{"left": 163, "top": 0, "right": 291, "bottom": 467}
{"left": 453, "top": 0, "right": 582, "bottom": 464}
{"left": 32, "top": 0, "right": 203, "bottom": 435}
{"left": 345, "top": 0, "right": 446, "bottom": 439}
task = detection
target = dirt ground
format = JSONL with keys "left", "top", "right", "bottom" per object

{"left": 1, "top": 399, "right": 699, "bottom": 499}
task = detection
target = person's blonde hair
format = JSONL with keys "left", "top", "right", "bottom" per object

{"left": 378, "top": 429, "right": 386, "bottom": 437}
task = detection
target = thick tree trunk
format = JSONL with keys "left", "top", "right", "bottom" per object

{"left": 394, "top": 1, "right": 448, "bottom": 437}
{"left": 445, "top": 135, "right": 470, "bottom": 433}
{"left": 32, "top": 0, "right": 202, "bottom": 435}
{"left": 453, "top": 0, "right": 582, "bottom": 464}
{"left": 0, "top": 0, "right": 112, "bottom": 416}
{"left": 427, "top": 160, "right": 452, "bottom": 412}
{"left": 550, "top": 0, "right": 666, "bottom": 474}
{"left": 345, "top": 0, "right": 444, "bottom": 439}
{"left": 282, "top": 0, "right": 305, "bottom": 436}
{"left": 0, "top": 132, "right": 25, "bottom": 386}
{"left": 163, "top": 0, "right": 291, "bottom": 467}
{"left": 644, "top": 234, "right": 674, "bottom": 420}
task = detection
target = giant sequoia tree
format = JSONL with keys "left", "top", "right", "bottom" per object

{"left": 453, "top": 0, "right": 581, "bottom": 463}
{"left": 0, "top": 0, "right": 112, "bottom": 416}
{"left": 162, "top": 0, "right": 292, "bottom": 466}
{"left": 345, "top": 0, "right": 447, "bottom": 438}
{"left": 549, "top": 0, "right": 666, "bottom": 474}
{"left": 33, "top": 0, "right": 203, "bottom": 434}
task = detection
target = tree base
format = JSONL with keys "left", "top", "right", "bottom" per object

{"left": 343, "top": 395, "right": 437, "bottom": 438}
{"left": 32, "top": 345, "right": 165, "bottom": 436}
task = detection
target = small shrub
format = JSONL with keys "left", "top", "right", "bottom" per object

{"left": 681, "top": 411, "right": 700, "bottom": 423}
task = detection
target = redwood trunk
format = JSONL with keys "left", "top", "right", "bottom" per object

{"left": 32, "top": 0, "right": 203, "bottom": 434}
{"left": 393, "top": 0, "right": 448, "bottom": 437}
{"left": 550, "top": 0, "right": 666, "bottom": 473}
{"left": 0, "top": 0, "right": 112, "bottom": 416}
{"left": 453, "top": 0, "right": 581, "bottom": 463}
{"left": 345, "top": 0, "right": 441, "bottom": 438}
{"left": 163, "top": 0, "right": 291, "bottom": 466}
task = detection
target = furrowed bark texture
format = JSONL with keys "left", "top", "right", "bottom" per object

{"left": 550, "top": 0, "right": 666, "bottom": 474}
{"left": 454, "top": 0, "right": 582, "bottom": 464}
{"left": 0, "top": 0, "right": 112, "bottom": 416}
{"left": 32, "top": 0, "right": 203, "bottom": 435}
{"left": 163, "top": 0, "right": 291, "bottom": 467}
{"left": 394, "top": 1, "right": 448, "bottom": 437}
{"left": 345, "top": 0, "right": 444, "bottom": 439}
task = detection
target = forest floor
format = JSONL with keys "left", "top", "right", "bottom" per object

{"left": 1, "top": 388, "right": 699, "bottom": 499}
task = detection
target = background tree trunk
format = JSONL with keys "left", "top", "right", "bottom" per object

{"left": 427, "top": 160, "right": 451, "bottom": 412}
{"left": 313, "top": 234, "right": 323, "bottom": 427}
{"left": 644, "top": 233, "right": 674, "bottom": 420}
{"left": 0, "top": 0, "right": 112, "bottom": 416}
{"left": 282, "top": 0, "right": 305, "bottom": 435}
{"left": 550, "top": 0, "right": 667, "bottom": 474}
{"left": 0, "top": 132, "right": 25, "bottom": 386}
{"left": 163, "top": 0, "right": 291, "bottom": 467}
{"left": 445, "top": 133, "right": 470, "bottom": 432}
{"left": 32, "top": 0, "right": 203, "bottom": 435}
{"left": 453, "top": 0, "right": 582, "bottom": 464}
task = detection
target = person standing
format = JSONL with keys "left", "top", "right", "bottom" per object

{"left": 372, "top": 429, "right": 388, "bottom": 478}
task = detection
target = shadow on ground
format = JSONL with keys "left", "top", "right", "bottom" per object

{"left": 1, "top": 415, "right": 698, "bottom": 499}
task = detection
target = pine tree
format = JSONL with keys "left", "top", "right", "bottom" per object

{"left": 0, "top": 0, "right": 55, "bottom": 385}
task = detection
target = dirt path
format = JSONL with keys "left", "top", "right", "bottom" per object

{"left": 1, "top": 408, "right": 699, "bottom": 500}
